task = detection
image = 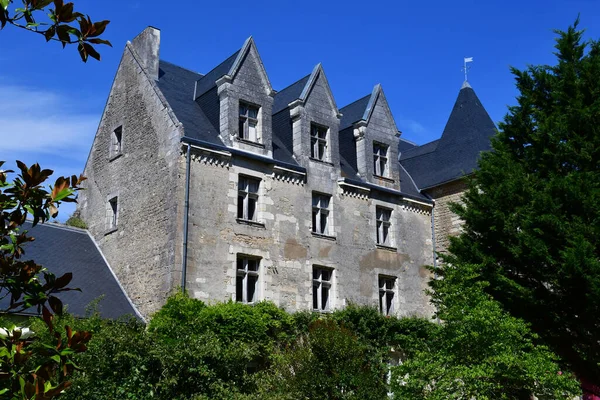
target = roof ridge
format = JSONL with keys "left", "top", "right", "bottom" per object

{"left": 199, "top": 48, "right": 240, "bottom": 79}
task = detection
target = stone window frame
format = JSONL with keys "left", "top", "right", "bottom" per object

{"left": 310, "top": 122, "right": 329, "bottom": 162}
{"left": 238, "top": 101, "right": 261, "bottom": 144}
{"left": 311, "top": 192, "right": 333, "bottom": 237}
{"left": 376, "top": 206, "right": 393, "bottom": 247}
{"left": 109, "top": 125, "right": 123, "bottom": 160}
{"left": 373, "top": 141, "right": 389, "bottom": 178}
{"left": 237, "top": 175, "right": 260, "bottom": 223}
{"left": 236, "top": 254, "right": 261, "bottom": 304}
{"left": 312, "top": 265, "right": 334, "bottom": 312}
{"left": 378, "top": 275, "right": 397, "bottom": 316}
{"left": 105, "top": 193, "right": 119, "bottom": 234}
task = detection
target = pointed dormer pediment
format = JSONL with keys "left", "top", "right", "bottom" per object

{"left": 339, "top": 84, "right": 401, "bottom": 189}
{"left": 225, "top": 37, "right": 274, "bottom": 96}
{"left": 362, "top": 84, "right": 400, "bottom": 137}
{"left": 292, "top": 64, "right": 341, "bottom": 118}
{"left": 193, "top": 37, "right": 275, "bottom": 156}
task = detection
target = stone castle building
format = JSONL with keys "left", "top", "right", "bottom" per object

{"left": 77, "top": 27, "right": 496, "bottom": 318}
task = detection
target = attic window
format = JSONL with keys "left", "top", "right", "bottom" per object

{"left": 239, "top": 102, "right": 259, "bottom": 142}
{"left": 310, "top": 123, "right": 328, "bottom": 161}
{"left": 110, "top": 126, "right": 123, "bottom": 158}
{"left": 373, "top": 142, "right": 388, "bottom": 177}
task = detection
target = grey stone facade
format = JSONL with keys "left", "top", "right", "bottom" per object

{"left": 79, "top": 27, "right": 495, "bottom": 319}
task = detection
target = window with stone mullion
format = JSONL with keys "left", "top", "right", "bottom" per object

{"left": 310, "top": 124, "right": 328, "bottom": 160}
{"left": 238, "top": 176, "right": 259, "bottom": 221}
{"left": 373, "top": 143, "right": 388, "bottom": 177}
{"left": 238, "top": 102, "right": 259, "bottom": 142}
{"left": 236, "top": 257, "right": 259, "bottom": 304}
{"left": 313, "top": 267, "right": 332, "bottom": 311}
{"left": 312, "top": 194, "right": 330, "bottom": 235}
{"left": 379, "top": 276, "right": 395, "bottom": 316}
{"left": 376, "top": 207, "right": 392, "bottom": 245}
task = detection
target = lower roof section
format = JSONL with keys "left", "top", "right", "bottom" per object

{"left": 1, "top": 222, "right": 143, "bottom": 321}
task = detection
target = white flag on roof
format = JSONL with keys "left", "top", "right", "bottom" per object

{"left": 464, "top": 57, "right": 474, "bottom": 63}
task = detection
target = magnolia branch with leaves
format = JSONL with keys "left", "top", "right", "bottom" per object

{"left": 0, "top": 0, "right": 111, "bottom": 61}
{"left": 0, "top": 161, "right": 91, "bottom": 399}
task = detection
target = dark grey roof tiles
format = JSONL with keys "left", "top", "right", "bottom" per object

{"left": 10, "top": 223, "right": 141, "bottom": 320}
{"left": 272, "top": 75, "right": 310, "bottom": 115}
{"left": 399, "top": 84, "right": 496, "bottom": 190}
{"left": 157, "top": 60, "right": 222, "bottom": 143}
{"left": 194, "top": 50, "right": 240, "bottom": 98}
{"left": 339, "top": 95, "right": 370, "bottom": 131}
{"left": 398, "top": 138, "right": 417, "bottom": 153}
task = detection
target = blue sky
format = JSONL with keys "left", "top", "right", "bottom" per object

{"left": 1, "top": 0, "right": 599, "bottom": 220}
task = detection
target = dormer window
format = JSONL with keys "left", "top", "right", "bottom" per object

{"left": 310, "top": 123, "right": 328, "bottom": 161}
{"left": 373, "top": 142, "right": 389, "bottom": 177}
{"left": 238, "top": 102, "right": 259, "bottom": 142}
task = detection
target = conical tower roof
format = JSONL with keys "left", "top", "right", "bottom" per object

{"left": 400, "top": 82, "right": 497, "bottom": 190}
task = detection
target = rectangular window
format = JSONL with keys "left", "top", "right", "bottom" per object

{"left": 239, "top": 102, "right": 259, "bottom": 142}
{"left": 376, "top": 207, "right": 392, "bottom": 246}
{"left": 106, "top": 196, "right": 118, "bottom": 230}
{"left": 312, "top": 193, "right": 331, "bottom": 235}
{"left": 373, "top": 142, "right": 388, "bottom": 177}
{"left": 379, "top": 276, "right": 396, "bottom": 316}
{"left": 313, "top": 266, "right": 333, "bottom": 312}
{"left": 110, "top": 126, "right": 123, "bottom": 157}
{"left": 238, "top": 176, "right": 260, "bottom": 221}
{"left": 310, "top": 123, "right": 328, "bottom": 161}
{"left": 236, "top": 256, "right": 260, "bottom": 304}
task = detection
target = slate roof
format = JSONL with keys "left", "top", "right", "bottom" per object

{"left": 3, "top": 223, "right": 142, "bottom": 320}
{"left": 154, "top": 51, "right": 441, "bottom": 202}
{"left": 273, "top": 74, "right": 310, "bottom": 115}
{"left": 400, "top": 82, "right": 497, "bottom": 190}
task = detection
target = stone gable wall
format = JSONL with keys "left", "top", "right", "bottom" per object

{"left": 77, "top": 46, "right": 184, "bottom": 317}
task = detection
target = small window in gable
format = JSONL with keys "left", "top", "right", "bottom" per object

{"left": 373, "top": 142, "right": 389, "bottom": 177}
{"left": 238, "top": 175, "right": 260, "bottom": 222}
{"left": 313, "top": 266, "right": 333, "bottom": 312}
{"left": 310, "top": 123, "right": 328, "bottom": 161}
{"left": 106, "top": 196, "right": 118, "bottom": 231}
{"left": 110, "top": 126, "right": 123, "bottom": 159}
{"left": 239, "top": 102, "right": 260, "bottom": 142}
{"left": 236, "top": 255, "right": 260, "bottom": 304}
{"left": 379, "top": 275, "right": 396, "bottom": 316}
{"left": 376, "top": 206, "right": 392, "bottom": 246}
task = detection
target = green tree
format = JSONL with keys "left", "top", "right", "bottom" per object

{"left": 0, "top": 0, "right": 111, "bottom": 61}
{"left": 445, "top": 19, "right": 600, "bottom": 385}
{"left": 392, "top": 262, "right": 579, "bottom": 399}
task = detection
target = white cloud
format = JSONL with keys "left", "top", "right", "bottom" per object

{"left": 398, "top": 117, "right": 427, "bottom": 135}
{"left": 0, "top": 84, "right": 98, "bottom": 161}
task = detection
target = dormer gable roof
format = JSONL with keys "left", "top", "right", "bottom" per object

{"left": 272, "top": 64, "right": 339, "bottom": 116}
{"left": 339, "top": 84, "right": 399, "bottom": 133}
{"left": 194, "top": 37, "right": 273, "bottom": 99}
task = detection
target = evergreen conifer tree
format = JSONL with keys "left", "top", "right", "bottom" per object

{"left": 446, "top": 18, "right": 600, "bottom": 385}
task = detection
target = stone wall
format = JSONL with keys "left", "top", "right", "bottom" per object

{"left": 184, "top": 149, "right": 434, "bottom": 317}
{"left": 427, "top": 179, "right": 468, "bottom": 257}
{"left": 77, "top": 39, "right": 184, "bottom": 317}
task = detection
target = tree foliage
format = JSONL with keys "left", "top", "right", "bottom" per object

{"left": 0, "top": 162, "right": 91, "bottom": 399}
{"left": 445, "top": 19, "right": 600, "bottom": 384}
{"left": 0, "top": 0, "right": 111, "bottom": 61}
{"left": 392, "top": 262, "right": 580, "bottom": 399}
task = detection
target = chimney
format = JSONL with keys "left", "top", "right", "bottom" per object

{"left": 131, "top": 26, "right": 160, "bottom": 80}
